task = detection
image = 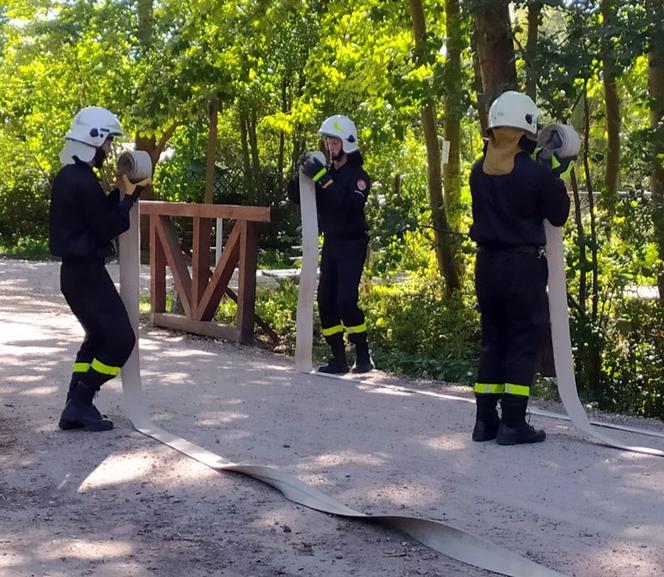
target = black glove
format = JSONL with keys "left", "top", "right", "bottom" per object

{"left": 550, "top": 153, "right": 575, "bottom": 179}
{"left": 533, "top": 149, "right": 575, "bottom": 179}
{"left": 300, "top": 152, "right": 327, "bottom": 181}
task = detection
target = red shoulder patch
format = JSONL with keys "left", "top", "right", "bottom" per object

{"left": 357, "top": 179, "right": 367, "bottom": 191}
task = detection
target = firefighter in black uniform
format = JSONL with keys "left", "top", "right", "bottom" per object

{"left": 289, "top": 115, "right": 373, "bottom": 374}
{"left": 50, "top": 106, "right": 148, "bottom": 431}
{"left": 469, "top": 91, "right": 572, "bottom": 445}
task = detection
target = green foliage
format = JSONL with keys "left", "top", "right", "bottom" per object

{"left": 0, "top": 0, "right": 662, "bottom": 419}
{"left": 601, "top": 298, "right": 664, "bottom": 416}
{"left": 564, "top": 191, "right": 662, "bottom": 417}
{"left": 255, "top": 279, "right": 300, "bottom": 349}
{"left": 0, "top": 235, "right": 50, "bottom": 259}
{"left": 366, "top": 270, "right": 480, "bottom": 383}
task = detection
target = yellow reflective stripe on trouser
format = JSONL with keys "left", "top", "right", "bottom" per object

{"left": 72, "top": 362, "right": 90, "bottom": 374}
{"left": 321, "top": 324, "right": 344, "bottom": 337}
{"left": 474, "top": 383, "right": 504, "bottom": 395}
{"left": 504, "top": 383, "right": 530, "bottom": 397}
{"left": 345, "top": 323, "right": 367, "bottom": 334}
{"left": 91, "top": 358, "right": 121, "bottom": 376}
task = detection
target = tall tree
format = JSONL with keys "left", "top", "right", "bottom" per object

{"left": 469, "top": 0, "right": 518, "bottom": 111}
{"left": 601, "top": 0, "right": 621, "bottom": 215}
{"left": 442, "top": 0, "right": 464, "bottom": 230}
{"left": 204, "top": 95, "right": 219, "bottom": 204}
{"left": 646, "top": 0, "right": 664, "bottom": 303}
{"left": 408, "top": 0, "right": 460, "bottom": 294}
{"left": 524, "top": 1, "right": 543, "bottom": 100}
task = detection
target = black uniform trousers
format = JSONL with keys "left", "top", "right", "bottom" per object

{"left": 317, "top": 235, "right": 368, "bottom": 335}
{"left": 475, "top": 249, "right": 549, "bottom": 388}
{"left": 61, "top": 259, "right": 135, "bottom": 390}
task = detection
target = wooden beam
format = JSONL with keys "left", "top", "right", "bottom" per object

{"left": 140, "top": 201, "right": 270, "bottom": 222}
{"left": 149, "top": 215, "right": 166, "bottom": 313}
{"left": 154, "top": 215, "right": 192, "bottom": 317}
{"left": 237, "top": 220, "right": 258, "bottom": 344}
{"left": 191, "top": 216, "right": 212, "bottom": 314}
{"left": 195, "top": 223, "right": 241, "bottom": 321}
{"left": 152, "top": 313, "right": 240, "bottom": 341}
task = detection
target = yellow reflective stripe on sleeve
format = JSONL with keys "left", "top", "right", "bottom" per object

{"left": 72, "top": 362, "right": 90, "bottom": 374}
{"left": 531, "top": 146, "right": 543, "bottom": 160}
{"left": 91, "top": 358, "right": 121, "bottom": 376}
{"left": 345, "top": 323, "right": 367, "bottom": 334}
{"left": 474, "top": 383, "right": 505, "bottom": 394}
{"left": 321, "top": 324, "right": 344, "bottom": 337}
{"left": 504, "top": 383, "right": 530, "bottom": 397}
{"left": 551, "top": 155, "right": 561, "bottom": 169}
{"left": 313, "top": 167, "right": 327, "bottom": 182}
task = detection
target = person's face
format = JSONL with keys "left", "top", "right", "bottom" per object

{"left": 101, "top": 136, "right": 113, "bottom": 155}
{"left": 325, "top": 136, "right": 344, "bottom": 161}
{"left": 93, "top": 136, "right": 113, "bottom": 168}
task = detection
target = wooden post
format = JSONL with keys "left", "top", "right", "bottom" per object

{"left": 192, "top": 216, "right": 212, "bottom": 316}
{"left": 237, "top": 220, "right": 258, "bottom": 344}
{"left": 149, "top": 214, "right": 166, "bottom": 313}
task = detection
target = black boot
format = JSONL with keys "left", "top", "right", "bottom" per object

{"left": 59, "top": 381, "right": 113, "bottom": 432}
{"left": 496, "top": 394, "right": 545, "bottom": 445}
{"left": 349, "top": 332, "right": 373, "bottom": 374}
{"left": 318, "top": 333, "right": 349, "bottom": 374}
{"left": 65, "top": 375, "right": 105, "bottom": 422}
{"left": 472, "top": 394, "right": 500, "bottom": 442}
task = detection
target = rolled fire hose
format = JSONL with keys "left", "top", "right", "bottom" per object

{"left": 117, "top": 157, "right": 571, "bottom": 577}
{"left": 536, "top": 124, "right": 582, "bottom": 161}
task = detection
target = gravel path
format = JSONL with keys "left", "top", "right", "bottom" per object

{"left": 1, "top": 258, "right": 663, "bottom": 577}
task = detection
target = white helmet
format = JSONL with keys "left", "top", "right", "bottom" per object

{"left": 487, "top": 91, "right": 539, "bottom": 135}
{"left": 60, "top": 106, "right": 123, "bottom": 165}
{"left": 319, "top": 115, "right": 359, "bottom": 154}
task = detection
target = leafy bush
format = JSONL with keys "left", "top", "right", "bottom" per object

{"left": 366, "top": 271, "right": 480, "bottom": 383}
{"left": 600, "top": 298, "right": 664, "bottom": 417}
{"left": 0, "top": 236, "right": 50, "bottom": 260}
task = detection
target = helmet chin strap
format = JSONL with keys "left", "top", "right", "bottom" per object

{"left": 93, "top": 147, "right": 107, "bottom": 169}
{"left": 330, "top": 150, "right": 346, "bottom": 162}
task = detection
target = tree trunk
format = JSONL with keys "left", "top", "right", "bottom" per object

{"left": 443, "top": 0, "right": 463, "bottom": 231}
{"left": 525, "top": 1, "right": 543, "bottom": 100}
{"left": 408, "top": 0, "right": 460, "bottom": 295}
{"left": 243, "top": 107, "right": 261, "bottom": 204}
{"left": 471, "top": 26, "right": 488, "bottom": 135}
{"left": 248, "top": 108, "right": 261, "bottom": 176}
{"left": 278, "top": 77, "right": 289, "bottom": 192}
{"left": 239, "top": 106, "right": 252, "bottom": 194}
{"left": 471, "top": 0, "right": 518, "bottom": 110}
{"left": 601, "top": 0, "right": 620, "bottom": 215}
{"left": 647, "top": 0, "right": 664, "bottom": 303}
{"left": 204, "top": 95, "right": 219, "bottom": 204}
{"left": 137, "top": 0, "right": 153, "bottom": 50}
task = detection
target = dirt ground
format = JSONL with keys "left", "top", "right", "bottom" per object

{"left": 1, "top": 258, "right": 664, "bottom": 577}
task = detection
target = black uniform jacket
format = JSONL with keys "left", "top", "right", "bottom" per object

{"left": 289, "top": 160, "right": 370, "bottom": 240}
{"left": 469, "top": 151, "right": 570, "bottom": 247}
{"left": 49, "top": 159, "right": 135, "bottom": 260}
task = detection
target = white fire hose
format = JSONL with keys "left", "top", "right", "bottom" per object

{"left": 537, "top": 126, "right": 663, "bottom": 457}
{"left": 115, "top": 140, "right": 659, "bottom": 577}
{"left": 116, "top": 153, "right": 572, "bottom": 577}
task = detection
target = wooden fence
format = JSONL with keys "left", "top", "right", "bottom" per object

{"left": 140, "top": 201, "right": 274, "bottom": 344}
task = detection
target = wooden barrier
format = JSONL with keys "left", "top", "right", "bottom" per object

{"left": 140, "top": 201, "right": 274, "bottom": 344}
